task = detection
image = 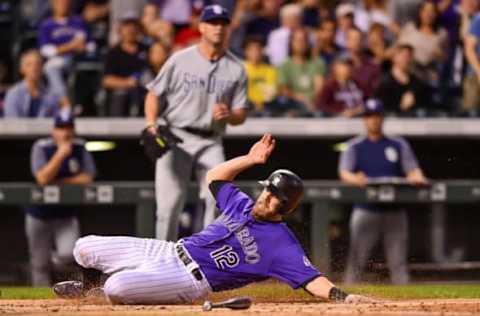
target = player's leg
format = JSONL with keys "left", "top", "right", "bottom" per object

{"left": 383, "top": 210, "right": 410, "bottom": 285}
{"left": 52, "top": 216, "right": 80, "bottom": 266}
{"left": 195, "top": 141, "right": 225, "bottom": 229}
{"left": 155, "top": 146, "right": 193, "bottom": 240}
{"left": 344, "top": 208, "right": 382, "bottom": 284}
{"left": 25, "top": 214, "right": 54, "bottom": 286}
{"left": 103, "top": 243, "right": 210, "bottom": 304}
{"left": 73, "top": 235, "right": 169, "bottom": 274}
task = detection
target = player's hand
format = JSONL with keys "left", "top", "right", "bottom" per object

{"left": 213, "top": 103, "right": 231, "bottom": 123}
{"left": 345, "top": 294, "right": 376, "bottom": 304}
{"left": 57, "top": 142, "right": 73, "bottom": 158}
{"left": 354, "top": 172, "right": 369, "bottom": 187}
{"left": 248, "top": 133, "right": 276, "bottom": 164}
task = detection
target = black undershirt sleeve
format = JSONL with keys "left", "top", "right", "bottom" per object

{"left": 208, "top": 180, "right": 232, "bottom": 199}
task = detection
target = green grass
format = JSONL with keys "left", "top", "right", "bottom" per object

{"left": 0, "top": 287, "right": 55, "bottom": 299}
{"left": 1, "top": 283, "right": 480, "bottom": 301}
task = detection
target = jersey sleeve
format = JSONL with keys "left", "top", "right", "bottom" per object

{"left": 212, "top": 182, "right": 254, "bottom": 216}
{"left": 145, "top": 56, "right": 175, "bottom": 97}
{"left": 231, "top": 67, "right": 248, "bottom": 109}
{"left": 30, "top": 142, "right": 47, "bottom": 176}
{"left": 268, "top": 243, "right": 321, "bottom": 289}
{"left": 338, "top": 142, "right": 356, "bottom": 173}
{"left": 398, "top": 138, "right": 419, "bottom": 173}
{"left": 81, "top": 147, "right": 96, "bottom": 177}
{"left": 470, "top": 14, "right": 480, "bottom": 38}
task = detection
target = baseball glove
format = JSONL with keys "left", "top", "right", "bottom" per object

{"left": 140, "top": 125, "right": 183, "bottom": 162}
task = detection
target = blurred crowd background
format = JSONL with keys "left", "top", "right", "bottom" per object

{"left": 0, "top": 0, "right": 480, "bottom": 118}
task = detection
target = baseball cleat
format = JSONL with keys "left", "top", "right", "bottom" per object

{"left": 53, "top": 280, "right": 84, "bottom": 299}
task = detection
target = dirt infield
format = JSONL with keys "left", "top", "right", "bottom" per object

{"left": 0, "top": 298, "right": 479, "bottom": 316}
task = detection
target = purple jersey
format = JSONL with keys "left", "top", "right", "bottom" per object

{"left": 38, "top": 16, "right": 90, "bottom": 54}
{"left": 183, "top": 182, "right": 321, "bottom": 292}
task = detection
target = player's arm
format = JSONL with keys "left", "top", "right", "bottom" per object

{"left": 305, "top": 276, "right": 371, "bottom": 303}
{"left": 144, "top": 91, "right": 160, "bottom": 130}
{"left": 34, "top": 143, "right": 71, "bottom": 186}
{"left": 338, "top": 143, "right": 368, "bottom": 187}
{"left": 103, "top": 75, "right": 137, "bottom": 89}
{"left": 406, "top": 168, "right": 428, "bottom": 185}
{"left": 59, "top": 172, "right": 93, "bottom": 185}
{"left": 206, "top": 133, "right": 275, "bottom": 184}
{"left": 227, "top": 107, "right": 247, "bottom": 125}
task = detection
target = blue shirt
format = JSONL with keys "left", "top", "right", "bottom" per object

{"left": 27, "top": 137, "right": 96, "bottom": 219}
{"left": 183, "top": 182, "right": 320, "bottom": 292}
{"left": 3, "top": 81, "right": 60, "bottom": 118}
{"left": 339, "top": 135, "right": 419, "bottom": 211}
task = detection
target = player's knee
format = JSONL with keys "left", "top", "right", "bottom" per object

{"left": 103, "top": 274, "right": 131, "bottom": 304}
{"left": 73, "top": 235, "right": 97, "bottom": 268}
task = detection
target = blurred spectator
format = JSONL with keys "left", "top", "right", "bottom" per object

{"left": 141, "top": 41, "right": 170, "bottom": 87}
{"left": 244, "top": 0, "right": 281, "bottom": 45}
{"left": 243, "top": 37, "right": 278, "bottom": 112}
{"left": 335, "top": 3, "right": 355, "bottom": 49}
{"left": 266, "top": 3, "right": 302, "bottom": 66}
{"left": 376, "top": 44, "right": 430, "bottom": 115}
{"left": 229, "top": 0, "right": 262, "bottom": 57}
{"left": 460, "top": 0, "right": 480, "bottom": 41}
{"left": 152, "top": 0, "right": 192, "bottom": 30}
{"left": 277, "top": 28, "right": 326, "bottom": 114}
{"left": 109, "top": 0, "right": 146, "bottom": 45}
{"left": 26, "top": 109, "right": 95, "bottom": 286}
{"left": 174, "top": 5, "right": 202, "bottom": 49}
{"left": 301, "top": 0, "right": 321, "bottom": 28}
{"left": 463, "top": 7, "right": 480, "bottom": 111}
{"left": 102, "top": 17, "right": 148, "bottom": 116}
{"left": 313, "top": 19, "right": 340, "bottom": 68}
{"left": 366, "top": 23, "right": 392, "bottom": 71}
{"left": 339, "top": 99, "right": 427, "bottom": 285}
{"left": 354, "top": 0, "right": 399, "bottom": 36}
{"left": 397, "top": 1, "right": 448, "bottom": 85}
{"left": 344, "top": 27, "right": 382, "bottom": 97}
{"left": 316, "top": 56, "right": 366, "bottom": 117}
{"left": 4, "top": 50, "right": 61, "bottom": 118}
{"left": 39, "top": 0, "right": 96, "bottom": 106}
{"left": 387, "top": 0, "right": 422, "bottom": 26}
{"left": 0, "top": 60, "right": 10, "bottom": 116}
{"left": 72, "top": 0, "right": 110, "bottom": 50}
{"left": 140, "top": 3, "right": 175, "bottom": 48}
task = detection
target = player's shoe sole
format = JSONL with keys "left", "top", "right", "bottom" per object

{"left": 53, "top": 280, "right": 84, "bottom": 299}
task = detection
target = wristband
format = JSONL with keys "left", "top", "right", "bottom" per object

{"left": 328, "top": 287, "right": 349, "bottom": 302}
{"left": 146, "top": 123, "right": 157, "bottom": 129}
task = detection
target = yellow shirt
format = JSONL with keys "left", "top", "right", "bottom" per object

{"left": 244, "top": 61, "right": 278, "bottom": 110}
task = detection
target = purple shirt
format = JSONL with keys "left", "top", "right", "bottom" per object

{"left": 183, "top": 182, "right": 321, "bottom": 292}
{"left": 38, "top": 16, "right": 90, "bottom": 55}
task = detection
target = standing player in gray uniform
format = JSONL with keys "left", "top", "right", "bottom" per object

{"left": 27, "top": 109, "right": 96, "bottom": 286}
{"left": 54, "top": 134, "right": 371, "bottom": 305}
{"left": 339, "top": 99, "right": 427, "bottom": 284}
{"left": 144, "top": 4, "right": 248, "bottom": 241}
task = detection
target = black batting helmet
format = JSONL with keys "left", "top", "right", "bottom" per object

{"left": 259, "top": 169, "right": 304, "bottom": 215}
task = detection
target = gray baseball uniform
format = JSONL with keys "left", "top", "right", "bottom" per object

{"left": 146, "top": 45, "right": 247, "bottom": 241}
{"left": 339, "top": 135, "right": 420, "bottom": 284}
{"left": 27, "top": 137, "right": 96, "bottom": 286}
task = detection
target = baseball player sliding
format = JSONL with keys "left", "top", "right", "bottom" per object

{"left": 54, "top": 134, "right": 371, "bottom": 305}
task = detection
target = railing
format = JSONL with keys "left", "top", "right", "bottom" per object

{"left": 1, "top": 180, "right": 478, "bottom": 272}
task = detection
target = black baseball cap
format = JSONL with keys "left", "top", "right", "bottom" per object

{"left": 200, "top": 5, "right": 231, "bottom": 23}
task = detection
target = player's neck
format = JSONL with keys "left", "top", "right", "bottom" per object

{"left": 367, "top": 132, "right": 383, "bottom": 141}
{"left": 198, "top": 41, "right": 225, "bottom": 62}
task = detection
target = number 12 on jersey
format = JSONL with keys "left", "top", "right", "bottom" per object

{"left": 210, "top": 245, "right": 240, "bottom": 270}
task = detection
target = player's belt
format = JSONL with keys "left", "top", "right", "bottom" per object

{"left": 182, "top": 127, "right": 216, "bottom": 138}
{"left": 175, "top": 243, "right": 204, "bottom": 281}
